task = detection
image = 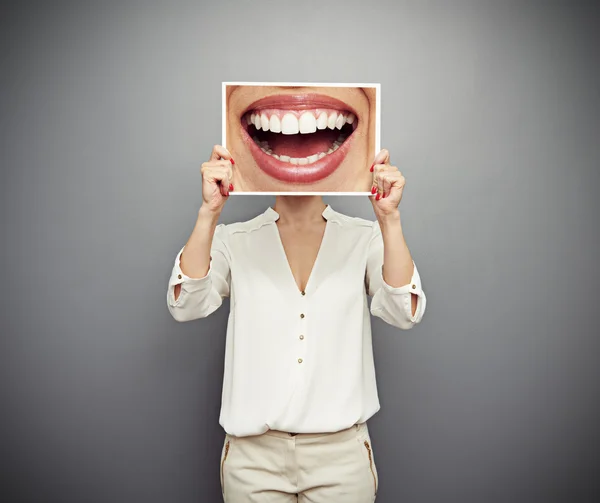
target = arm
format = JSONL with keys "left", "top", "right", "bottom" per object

{"left": 166, "top": 145, "right": 234, "bottom": 322}
{"left": 175, "top": 206, "right": 220, "bottom": 300}
{"left": 366, "top": 216, "right": 426, "bottom": 329}
{"left": 366, "top": 149, "right": 426, "bottom": 329}
{"left": 380, "top": 212, "right": 418, "bottom": 316}
{"left": 167, "top": 209, "right": 231, "bottom": 322}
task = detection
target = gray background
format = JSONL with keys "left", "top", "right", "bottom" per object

{"left": 1, "top": 0, "right": 598, "bottom": 502}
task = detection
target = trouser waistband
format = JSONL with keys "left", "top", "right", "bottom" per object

{"left": 264, "top": 423, "right": 364, "bottom": 440}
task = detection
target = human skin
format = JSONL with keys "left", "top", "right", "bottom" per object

{"left": 225, "top": 85, "right": 376, "bottom": 192}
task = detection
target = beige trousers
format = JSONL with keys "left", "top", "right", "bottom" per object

{"left": 220, "top": 423, "right": 379, "bottom": 502}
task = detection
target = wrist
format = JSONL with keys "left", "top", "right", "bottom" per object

{"left": 198, "top": 204, "right": 221, "bottom": 224}
{"left": 377, "top": 209, "right": 401, "bottom": 229}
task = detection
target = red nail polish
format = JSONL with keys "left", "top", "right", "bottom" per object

{"left": 371, "top": 186, "right": 377, "bottom": 194}
{"left": 229, "top": 184, "right": 234, "bottom": 191}
{"left": 376, "top": 193, "right": 381, "bottom": 201}
{"left": 230, "top": 158, "right": 235, "bottom": 165}
{"left": 383, "top": 192, "right": 387, "bottom": 198}
{"left": 370, "top": 164, "right": 374, "bottom": 172}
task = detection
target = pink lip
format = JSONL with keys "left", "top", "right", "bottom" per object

{"left": 243, "top": 93, "right": 357, "bottom": 115}
{"left": 241, "top": 93, "right": 358, "bottom": 185}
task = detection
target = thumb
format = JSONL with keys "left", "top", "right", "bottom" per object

{"left": 373, "top": 149, "right": 390, "bottom": 166}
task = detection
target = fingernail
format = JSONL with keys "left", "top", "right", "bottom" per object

{"left": 383, "top": 192, "right": 387, "bottom": 198}
{"left": 229, "top": 184, "right": 234, "bottom": 191}
{"left": 376, "top": 193, "right": 381, "bottom": 201}
{"left": 230, "top": 158, "right": 235, "bottom": 165}
{"left": 370, "top": 164, "right": 374, "bottom": 172}
{"left": 371, "top": 186, "right": 377, "bottom": 194}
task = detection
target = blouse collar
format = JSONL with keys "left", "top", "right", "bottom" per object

{"left": 265, "top": 205, "right": 334, "bottom": 222}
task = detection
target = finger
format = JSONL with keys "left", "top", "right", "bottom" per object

{"left": 381, "top": 174, "right": 393, "bottom": 197}
{"left": 202, "top": 160, "right": 234, "bottom": 173}
{"left": 202, "top": 166, "right": 233, "bottom": 197}
{"left": 379, "top": 174, "right": 393, "bottom": 198}
{"left": 210, "top": 145, "right": 234, "bottom": 164}
{"left": 386, "top": 173, "right": 406, "bottom": 197}
{"left": 217, "top": 173, "right": 233, "bottom": 197}
{"left": 388, "top": 170, "right": 405, "bottom": 183}
{"left": 386, "top": 172, "right": 405, "bottom": 186}
{"left": 221, "top": 160, "right": 234, "bottom": 196}
{"left": 202, "top": 163, "right": 234, "bottom": 181}
{"left": 373, "top": 163, "right": 394, "bottom": 173}
{"left": 373, "top": 149, "right": 390, "bottom": 167}
{"left": 373, "top": 167, "right": 385, "bottom": 199}
{"left": 379, "top": 166, "right": 403, "bottom": 197}
{"left": 373, "top": 164, "right": 387, "bottom": 197}
{"left": 215, "top": 169, "right": 231, "bottom": 198}
{"left": 217, "top": 181, "right": 227, "bottom": 198}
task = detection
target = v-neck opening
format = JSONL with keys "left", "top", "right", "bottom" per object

{"left": 270, "top": 206, "right": 331, "bottom": 295}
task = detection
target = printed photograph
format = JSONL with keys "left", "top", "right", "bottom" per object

{"left": 223, "top": 82, "right": 380, "bottom": 194}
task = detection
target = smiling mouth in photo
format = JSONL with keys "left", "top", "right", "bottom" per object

{"left": 240, "top": 94, "right": 359, "bottom": 185}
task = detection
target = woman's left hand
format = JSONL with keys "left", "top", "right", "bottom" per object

{"left": 369, "top": 149, "right": 405, "bottom": 218}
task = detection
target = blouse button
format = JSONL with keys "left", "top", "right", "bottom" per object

{"left": 301, "top": 290, "right": 306, "bottom": 296}
{"left": 177, "top": 274, "right": 182, "bottom": 279}
{"left": 299, "top": 335, "right": 304, "bottom": 340}
{"left": 300, "top": 313, "right": 305, "bottom": 319}
{"left": 298, "top": 358, "right": 303, "bottom": 364}
{"left": 412, "top": 284, "right": 416, "bottom": 289}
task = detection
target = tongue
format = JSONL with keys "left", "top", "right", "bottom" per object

{"left": 266, "top": 130, "right": 338, "bottom": 158}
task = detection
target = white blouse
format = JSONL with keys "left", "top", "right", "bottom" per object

{"left": 167, "top": 205, "right": 426, "bottom": 437}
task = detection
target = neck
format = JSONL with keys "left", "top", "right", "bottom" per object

{"left": 273, "top": 196, "right": 327, "bottom": 225}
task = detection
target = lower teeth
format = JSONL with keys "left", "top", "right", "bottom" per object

{"left": 254, "top": 135, "right": 346, "bottom": 164}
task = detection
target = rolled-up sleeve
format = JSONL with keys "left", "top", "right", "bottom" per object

{"left": 167, "top": 224, "right": 231, "bottom": 322}
{"left": 365, "top": 222, "right": 426, "bottom": 329}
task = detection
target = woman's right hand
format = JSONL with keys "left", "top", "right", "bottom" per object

{"left": 200, "top": 145, "right": 235, "bottom": 214}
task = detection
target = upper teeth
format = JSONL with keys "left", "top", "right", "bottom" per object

{"left": 269, "top": 115, "right": 281, "bottom": 133}
{"left": 246, "top": 110, "right": 355, "bottom": 134}
{"left": 298, "top": 112, "right": 316, "bottom": 134}
{"left": 281, "top": 113, "right": 299, "bottom": 135}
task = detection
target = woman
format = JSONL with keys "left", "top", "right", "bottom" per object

{"left": 167, "top": 145, "right": 426, "bottom": 502}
